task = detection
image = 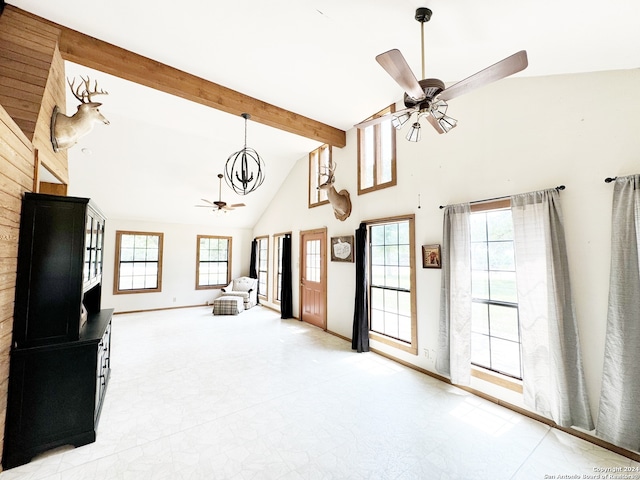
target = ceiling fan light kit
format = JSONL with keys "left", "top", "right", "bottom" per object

{"left": 406, "top": 122, "right": 422, "bottom": 142}
{"left": 391, "top": 111, "right": 412, "bottom": 129}
{"left": 357, "top": 7, "right": 528, "bottom": 141}
{"left": 437, "top": 114, "right": 457, "bottom": 133}
{"left": 224, "top": 113, "right": 265, "bottom": 195}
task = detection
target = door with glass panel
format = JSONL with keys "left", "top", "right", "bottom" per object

{"left": 300, "top": 229, "right": 326, "bottom": 329}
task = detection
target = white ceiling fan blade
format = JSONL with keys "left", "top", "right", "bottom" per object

{"left": 376, "top": 49, "right": 425, "bottom": 101}
{"left": 200, "top": 198, "right": 215, "bottom": 205}
{"left": 438, "top": 50, "right": 528, "bottom": 102}
{"left": 354, "top": 107, "right": 416, "bottom": 130}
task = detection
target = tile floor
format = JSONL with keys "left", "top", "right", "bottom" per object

{"left": 1, "top": 305, "right": 638, "bottom": 479}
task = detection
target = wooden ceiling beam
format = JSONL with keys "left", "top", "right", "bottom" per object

{"left": 7, "top": 6, "right": 346, "bottom": 148}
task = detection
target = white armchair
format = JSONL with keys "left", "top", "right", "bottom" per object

{"left": 221, "top": 276, "right": 258, "bottom": 309}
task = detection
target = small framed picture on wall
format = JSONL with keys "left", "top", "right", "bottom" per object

{"left": 330, "top": 235, "right": 354, "bottom": 262}
{"left": 422, "top": 244, "right": 441, "bottom": 269}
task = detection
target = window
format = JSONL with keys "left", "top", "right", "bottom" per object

{"left": 470, "top": 201, "right": 522, "bottom": 379}
{"left": 368, "top": 215, "right": 417, "bottom": 354}
{"left": 256, "top": 236, "right": 269, "bottom": 299}
{"left": 358, "top": 104, "right": 396, "bottom": 195}
{"left": 196, "top": 235, "right": 232, "bottom": 289}
{"left": 273, "top": 233, "right": 287, "bottom": 303}
{"left": 308, "top": 144, "right": 331, "bottom": 208}
{"left": 114, "top": 231, "right": 163, "bottom": 294}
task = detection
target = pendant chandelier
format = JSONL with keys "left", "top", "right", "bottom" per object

{"left": 224, "top": 113, "right": 265, "bottom": 195}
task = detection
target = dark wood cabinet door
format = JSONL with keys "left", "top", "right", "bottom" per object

{"left": 14, "top": 195, "right": 87, "bottom": 347}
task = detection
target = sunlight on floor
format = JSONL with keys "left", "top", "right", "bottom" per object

{"left": 449, "top": 397, "right": 522, "bottom": 437}
{"left": 0, "top": 306, "right": 635, "bottom": 479}
{"left": 450, "top": 396, "right": 522, "bottom": 436}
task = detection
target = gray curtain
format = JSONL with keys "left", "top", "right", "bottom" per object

{"left": 436, "top": 203, "right": 472, "bottom": 385}
{"left": 597, "top": 175, "right": 640, "bottom": 450}
{"left": 511, "top": 189, "right": 593, "bottom": 430}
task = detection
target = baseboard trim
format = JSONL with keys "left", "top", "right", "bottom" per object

{"left": 113, "top": 302, "right": 301, "bottom": 321}
{"left": 113, "top": 303, "right": 208, "bottom": 315}
{"left": 324, "top": 327, "right": 640, "bottom": 463}
{"left": 368, "top": 347, "right": 640, "bottom": 463}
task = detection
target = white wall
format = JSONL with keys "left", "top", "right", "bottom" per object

{"left": 101, "top": 218, "right": 253, "bottom": 312}
{"left": 253, "top": 68, "right": 640, "bottom": 423}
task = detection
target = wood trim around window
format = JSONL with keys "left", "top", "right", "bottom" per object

{"left": 357, "top": 104, "right": 397, "bottom": 195}
{"left": 470, "top": 198, "right": 511, "bottom": 212}
{"left": 195, "top": 235, "right": 232, "bottom": 290}
{"left": 114, "top": 230, "right": 164, "bottom": 295}
{"left": 471, "top": 366, "right": 524, "bottom": 394}
{"left": 272, "top": 232, "right": 291, "bottom": 304}
{"left": 256, "top": 235, "right": 269, "bottom": 300}
{"left": 308, "top": 144, "right": 331, "bottom": 208}
{"left": 365, "top": 214, "right": 418, "bottom": 355}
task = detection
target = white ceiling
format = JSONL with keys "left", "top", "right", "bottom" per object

{"left": 10, "top": 0, "right": 640, "bottom": 228}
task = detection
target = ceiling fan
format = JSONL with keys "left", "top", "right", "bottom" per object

{"left": 356, "top": 7, "right": 528, "bottom": 140}
{"left": 195, "top": 174, "right": 246, "bottom": 213}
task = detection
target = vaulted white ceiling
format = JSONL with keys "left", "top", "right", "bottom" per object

{"left": 9, "top": 0, "right": 640, "bottom": 228}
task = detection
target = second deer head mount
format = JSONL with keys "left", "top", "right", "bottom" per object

{"left": 51, "top": 76, "right": 110, "bottom": 152}
{"left": 318, "top": 160, "right": 352, "bottom": 221}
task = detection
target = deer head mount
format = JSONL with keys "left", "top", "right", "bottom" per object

{"left": 50, "top": 76, "right": 110, "bottom": 152}
{"left": 318, "top": 160, "right": 352, "bottom": 221}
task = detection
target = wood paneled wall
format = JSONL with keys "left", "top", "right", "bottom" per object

{"left": 0, "top": 6, "right": 68, "bottom": 470}
{"left": 0, "top": 6, "right": 68, "bottom": 185}
{"left": 0, "top": 105, "right": 35, "bottom": 471}
{"left": 35, "top": 44, "right": 67, "bottom": 185}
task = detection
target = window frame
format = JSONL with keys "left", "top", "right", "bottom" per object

{"left": 366, "top": 214, "right": 417, "bottom": 355}
{"left": 357, "top": 104, "right": 397, "bottom": 195}
{"left": 469, "top": 199, "right": 523, "bottom": 381}
{"left": 113, "top": 230, "right": 164, "bottom": 295}
{"left": 308, "top": 144, "right": 331, "bottom": 208}
{"left": 195, "top": 235, "right": 232, "bottom": 290}
{"left": 256, "top": 235, "right": 269, "bottom": 300}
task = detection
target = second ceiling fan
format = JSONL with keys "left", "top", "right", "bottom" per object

{"left": 356, "top": 7, "right": 528, "bottom": 140}
{"left": 195, "top": 174, "right": 246, "bottom": 213}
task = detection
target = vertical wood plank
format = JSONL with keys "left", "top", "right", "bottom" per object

{"left": 0, "top": 104, "right": 35, "bottom": 471}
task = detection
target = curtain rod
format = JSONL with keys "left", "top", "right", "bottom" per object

{"left": 605, "top": 177, "right": 617, "bottom": 183}
{"left": 439, "top": 185, "right": 566, "bottom": 209}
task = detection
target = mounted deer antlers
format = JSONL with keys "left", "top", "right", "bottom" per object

{"left": 318, "top": 160, "right": 352, "bottom": 221}
{"left": 51, "top": 76, "right": 110, "bottom": 152}
{"left": 68, "top": 77, "right": 108, "bottom": 104}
